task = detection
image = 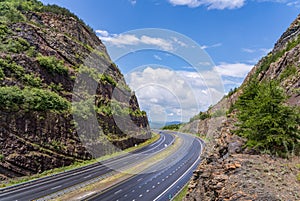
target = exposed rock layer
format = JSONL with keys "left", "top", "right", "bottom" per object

{"left": 183, "top": 14, "right": 300, "bottom": 201}
{"left": 0, "top": 2, "right": 150, "bottom": 179}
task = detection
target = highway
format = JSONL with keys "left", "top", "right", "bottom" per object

{"left": 0, "top": 131, "right": 204, "bottom": 201}
{"left": 0, "top": 132, "right": 175, "bottom": 201}
{"left": 87, "top": 131, "right": 203, "bottom": 201}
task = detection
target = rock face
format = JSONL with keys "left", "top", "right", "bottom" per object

{"left": 183, "top": 14, "right": 300, "bottom": 200}
{"left": 0, "top": 1, "right": 150, "bottom": 180}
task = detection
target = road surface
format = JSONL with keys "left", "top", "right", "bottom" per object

{"left": 87, "top": 131, "right": 203, "bottom": 201}
{"left": 0, "top": 132, "right": 175, "bottom": 201}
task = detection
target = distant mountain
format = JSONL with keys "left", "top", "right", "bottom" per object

{"left": 149, "top": 121, "right": 182, "bottom": 129}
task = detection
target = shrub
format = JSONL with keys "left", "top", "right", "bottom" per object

{"left": 0, "top": 68, "right": 4, "bottom": 80}
{"left": 0, "top": 154, "right": 4, "bottom": 161}
{"left": 23, "top": 73, "right": 42, "bottom": 87}
{"left": 279, "top": 65, "right": 297, "bottom": 81}
{"left": 0, "top": 86, "right": 70, "bottom": 111}
{"left": 235, "top": 79, "right": 300, "bottom": 155}
{"left": 0, "top": 58, "right": 24, "bottom": 78}
{"left": 189, "top": 111, "right": 211, "bottom": 122}
{"left": 0, "top": 2, "right": 26, "bottom": 23}
{"left": 37, "top": 55, "right": 68, "bottom": 75}
{"left": 100, "top": 74, "right": 117, "bottom": 86}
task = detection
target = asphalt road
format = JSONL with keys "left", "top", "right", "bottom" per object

{"left": 87, "top": 131, "right": 204, "bottom": 201}
{"left": 0, "top": 132, "right": 175, "bottom": 201}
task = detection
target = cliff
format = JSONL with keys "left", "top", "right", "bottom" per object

{"left": 0, "top": 0, "right": 150, "bottom": 180}
{"left": 183, "top": 14, "right": 300, "bottom": 200}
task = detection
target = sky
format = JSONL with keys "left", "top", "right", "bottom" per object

{"left": 40, "top": 0, "right": 299, "bottom": 124}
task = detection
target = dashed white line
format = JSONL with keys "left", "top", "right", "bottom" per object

{"left": 84, "top": 174, "right": 92, "bottom": 179}
{"left": 51, "top": 185, "right": 62, "bottom": 190}
{"left": 137, "top": 178, "right": 143, "bottom": 181}
{"left": 114, "top": 189, "right": 122, "bottom": 195}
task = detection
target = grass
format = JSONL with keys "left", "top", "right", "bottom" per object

{"left": 173, "top": 183, "right": 189, "bottom": 201}
{"left": 0, "top": 133, "right": 160, "bottom": 188}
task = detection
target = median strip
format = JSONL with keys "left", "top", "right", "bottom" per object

{"left": 51, "top": 135, "right": 182, "bottom": 201}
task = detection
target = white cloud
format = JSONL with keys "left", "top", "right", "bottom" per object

{"left": 168, "top": 0, "right": 245, "bottom": 9}
{"left": 97, "top": 31, "right": 174, "bottom": 51}
{"left": 168, "top": 0, "right": 300, "bottom": 9}
{"left": 242, "top": 47, "right": 272, "bottom": 54}
{"left": 287, "top": 1, "right": 300, "bottom": 7}
{"left": 96, "top": 30, "right": 109, "bottom": 37}
{"left": 201, "top": 43, "right": 222, "bottom": 49}
{"left": 129, "top": 0, "right": 137, "bottom": 5}
{"left": 125, "top": 67, "right": 224, "bottom": 122}
{"left": 214, "top": 63, "right": 253, "bottom": 78}
{"left": 154, "top": 55, "right": 162, "bottom": 60}
{"left": 171, "top": 37, "right": 188, "bottom": 47}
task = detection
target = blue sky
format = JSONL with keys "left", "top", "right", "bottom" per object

{"left": 40, "top": 0, "right": 299, "bottom": 123}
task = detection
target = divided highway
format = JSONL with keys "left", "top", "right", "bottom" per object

{"left": 0, "top": 131, "right": 204, "bottom": 201}
{"left": 87, "top": 132, "right": 203, "bottom": 201}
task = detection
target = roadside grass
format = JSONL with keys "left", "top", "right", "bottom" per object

{"left": 173, "top": 183, "right": 189, "bottom": 201}
{"left": 0, "top": 133, "right": 160, "bottom": 188}
{"left": 54, "top": 135, "right": 182, "bottom": 201}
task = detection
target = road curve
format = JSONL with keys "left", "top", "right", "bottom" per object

{"left": 87, "top": 131, "right": 204, "bottom": 201}
{"left": 0, "top": 132, "right": 174, "bottom": 201}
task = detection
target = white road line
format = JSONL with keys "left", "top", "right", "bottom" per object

{"left": 51, "top": 185, "right": 62, "bottom": 190}
{"left": 114, "top": 189, "right": 122, "bottom": 194}
{"left": 137, "top": 178, "right": 143, "bottom": 181}
{"left": 153, "top": 139, "right": 203, "bottom": 201}
{"left": 84, "top": 174, "right": 92, "bottom": 179}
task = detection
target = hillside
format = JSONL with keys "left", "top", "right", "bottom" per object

{"left": 0, "top": 0, "right": 150, "bottom": 180}
{"left": 183, "top": 14, "right": 300, "bottom": 200}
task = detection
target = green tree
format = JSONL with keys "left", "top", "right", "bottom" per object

{"left": 236, "top": 79, "right": 300, "bottom": 155}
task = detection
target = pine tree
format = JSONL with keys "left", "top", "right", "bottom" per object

{"left": 236, "top": 79, "right": 300, "bottom": 155}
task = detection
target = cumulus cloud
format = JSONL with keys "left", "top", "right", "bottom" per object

{"left": 97, "top": 32, "right": 173, "bottom": 51}
{"left": 168, "top": 0, "right": 245, "bottom": 9}
{"left": 96, "top": 30, "right": 109, "bottom": 37}
{"left": 125, "top": 67, "right": 224, "bottom": 122}
{"left": 214, "top": 63, "right": 253, "bottom": 78}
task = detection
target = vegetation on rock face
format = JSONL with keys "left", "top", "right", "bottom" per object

{"left": 37, "top": 55, "right": 68, "bottom": 75}
{"left": 189, "top": 111, "right": 211, "bottom": 122}
{"left": 0, "top": 86, "right": 70, "bottom": 111}
{"left": 256, "top": 34, "right": 300, "bottom": 77}
{"left": 235, "top": 79, "right": 300, "bottom": 156}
